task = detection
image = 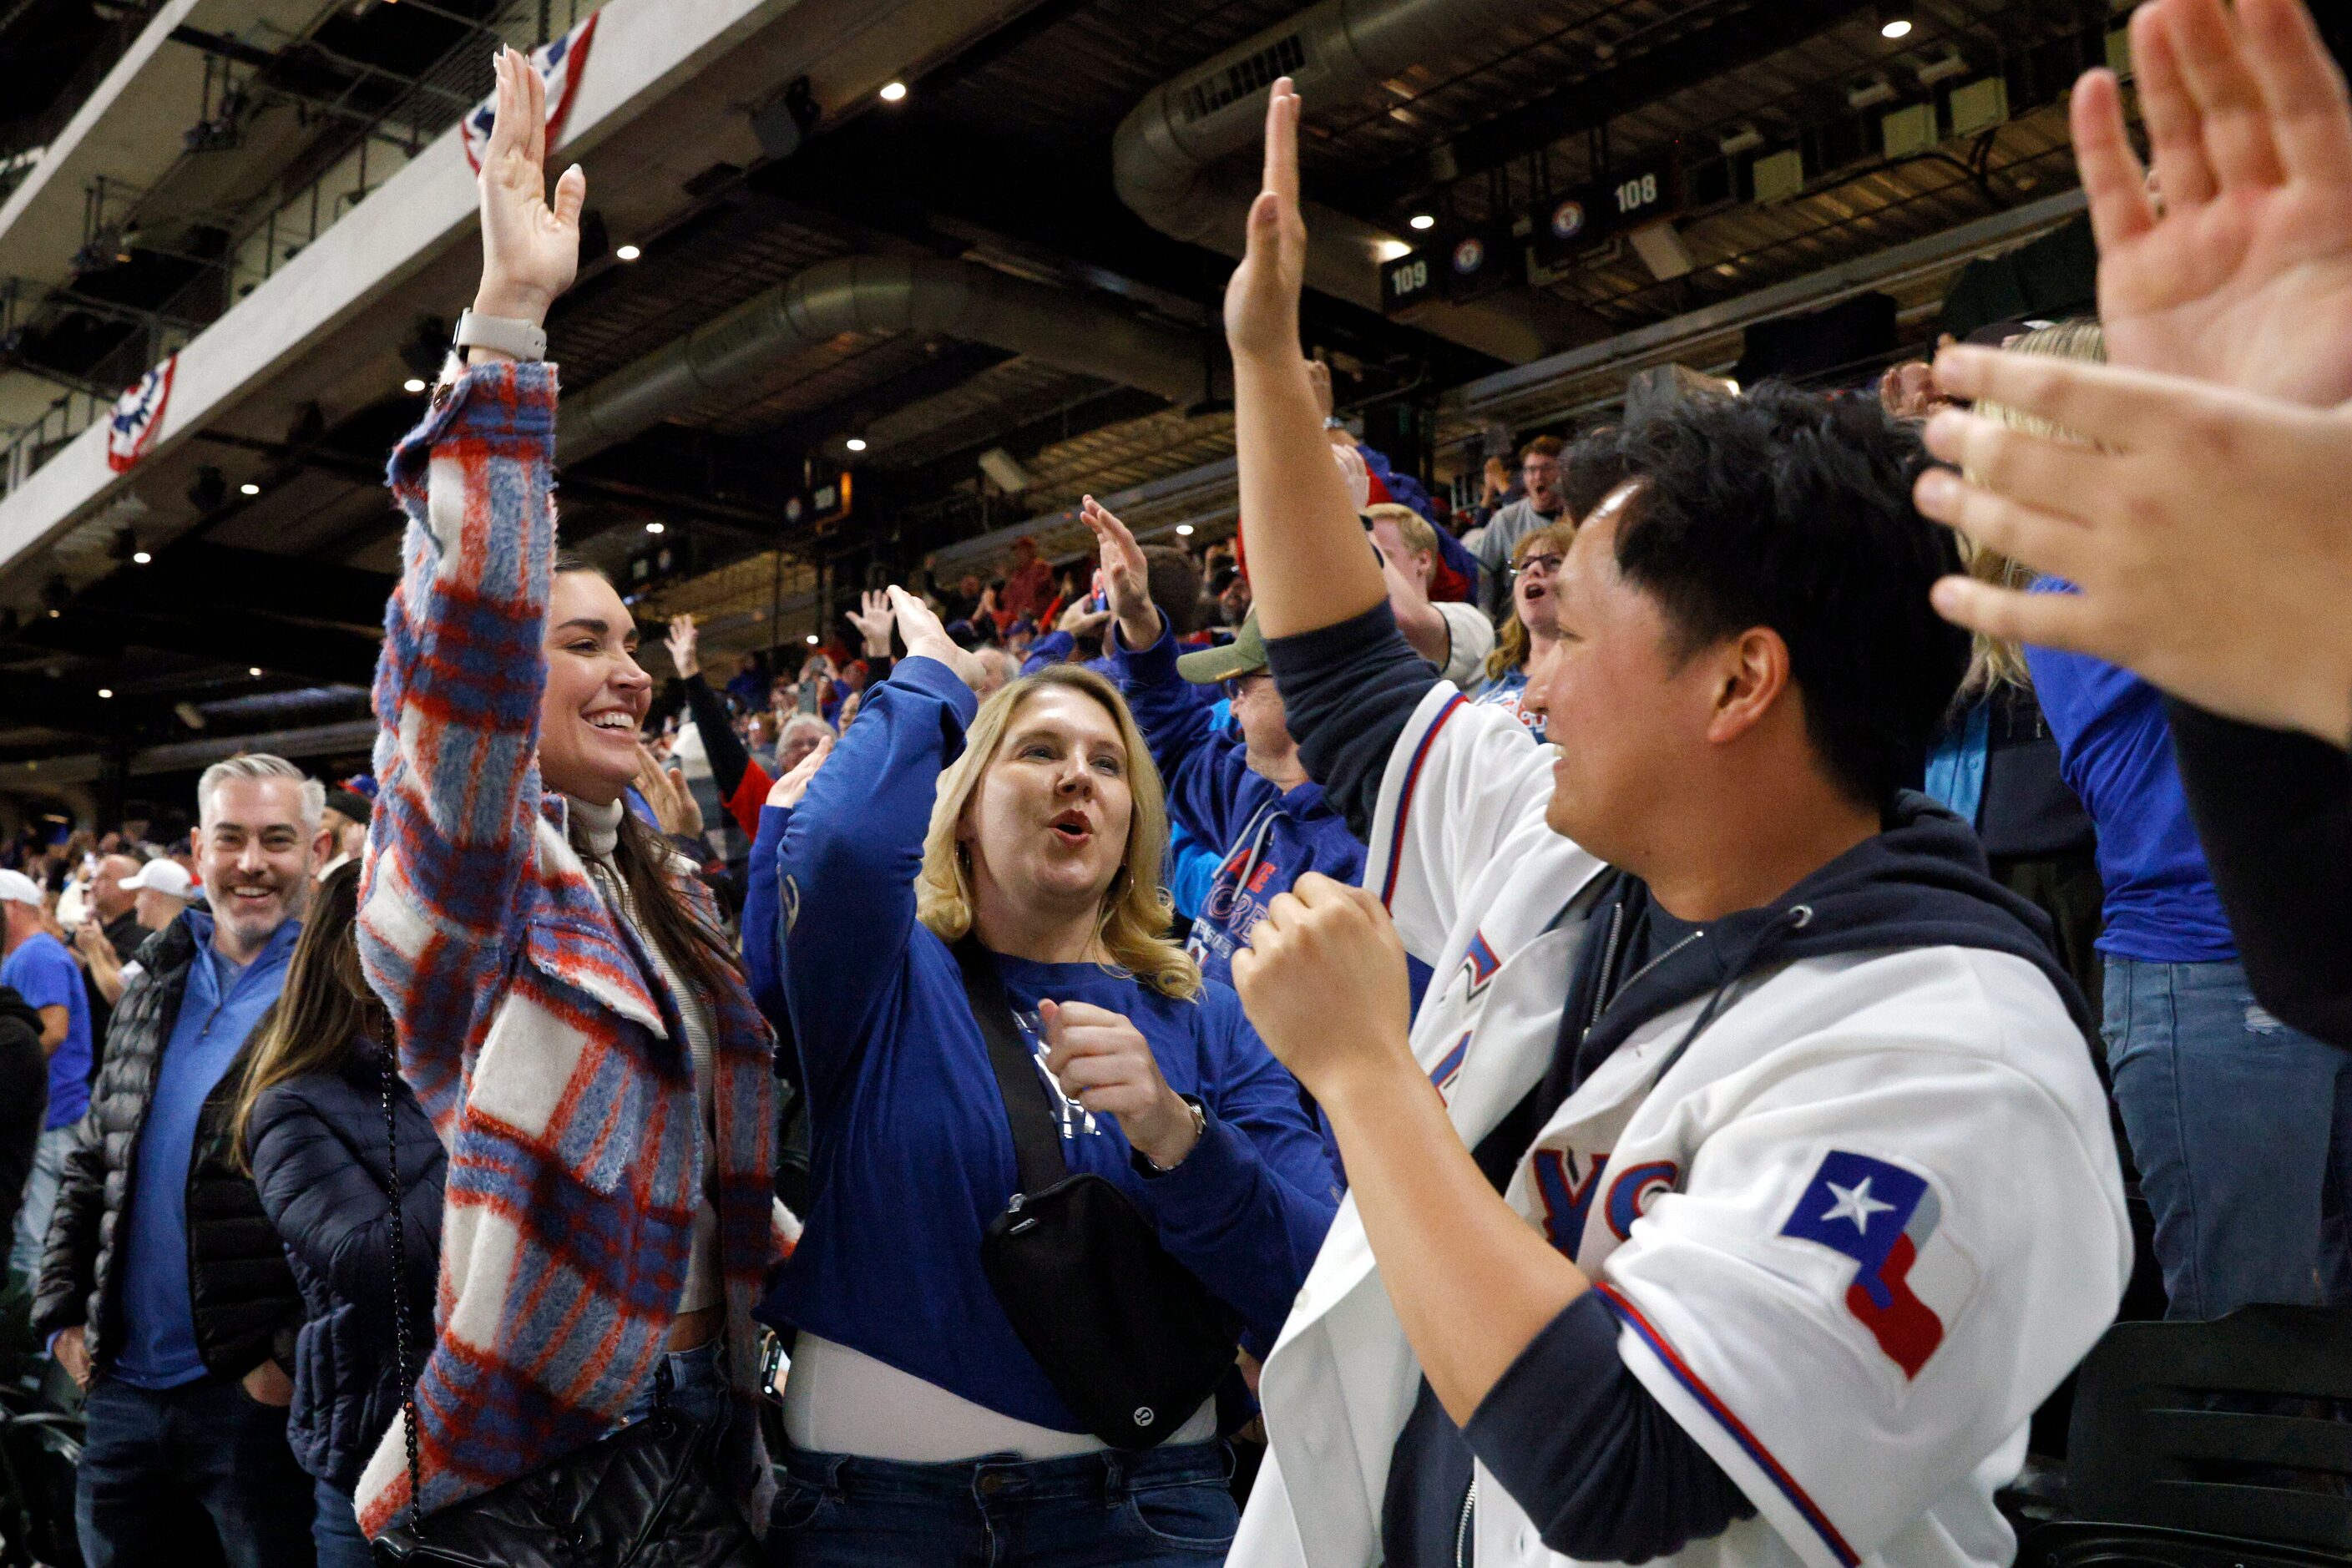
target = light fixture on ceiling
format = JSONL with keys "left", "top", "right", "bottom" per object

{"left": 1914, "top": 44, "right": 1971, "bottom": 86}
{"left": 1877, "top": 4, "right": 1914, "bottom": 38}
{"left": 402, "top": 377, "right": 427, "bottom": 393}
{"left": 132, "top": 550, "right": 150, "bottom": 565}
{"left": 978, "top": 448, "right": 1032, "bottom": 493}
{"left": 1717, "top": 123, "right": 1765, "bottom": 157}
{"left": 1407, "top": 213, "right": 1435, "bottom": 230}
{"left": 879, "top": 80, "right": 908, "bottom": 103}
{"left": 239, "top": 481, "right": 260, "bottom": 496}
{"left": 645, "top": 520, "right": 665, "bottom": 534}
{"left": 615, "top": 244, "right": 641, "bottom": 261}
{"left": 845, "top": 437, "right": 867, "bottom": 453}
{"left": 248, "top": 666, "right": 263, "bottom": 676}
{"left": 97, "top": 687, "right": 113, "bottom": 700}
{"left": 1175, "top": 524, "right": 1195, "bottom": 537}
{"left": 806, "top": 633, "right": 820, "bottom": 645}
{"left": 1847, "top": 73, "right": 1898, "bottom": 110}
{"left": 1373, "top": 239, "right": 1413, "bottom": 262}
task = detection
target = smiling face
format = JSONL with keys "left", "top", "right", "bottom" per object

{"left": 539, "top": 567, "right": 654, "bottom": 805}
{"left": 197, "top": 776, "right": 316, "bottom": 962}
{"left": 1525, "top": 485, "right": 1717, "bottom": 862}
{"left": 959, "top": 685, "right": 1135, "bottom": 922}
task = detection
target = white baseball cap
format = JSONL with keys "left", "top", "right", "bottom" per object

{"left": 119, "top": 860, "right": 193, "bottom": 900}
{"left": 0, "top": 869, "right": 42, "bottom": 908}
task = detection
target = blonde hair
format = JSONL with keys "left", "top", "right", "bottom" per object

{"left": 916, "top": 665, "right": 1201, "bottom": 1000}
{"left": 1365, "top": 502, "right": 1438, "bottom": 562}
{"left": 1960, "top": 318, "right": 2107, "bottom": 695}
{"left": 1485, "top": 521, "right": 1580, "bottom": 682}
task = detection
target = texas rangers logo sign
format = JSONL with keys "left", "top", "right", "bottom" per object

{"left": 105, "top": 354, "right": 176, "bottom": 473}
{"left": 1778, "top": 1150, "right": 1974, "bottom": 1379}
{"left": 461, "top": 14, "right": 599, "bottom": 173}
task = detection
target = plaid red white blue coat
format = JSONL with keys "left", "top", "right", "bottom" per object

{"left": 351, "top": 362, "right": 780, "bottom": 1537}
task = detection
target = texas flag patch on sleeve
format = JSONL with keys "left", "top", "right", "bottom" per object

{"left": 1777, "top": 1150, "right": 1978, "bottom": 1380}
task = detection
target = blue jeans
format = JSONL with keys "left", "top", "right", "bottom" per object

{"left": 620, "top": 1336, "right": 731, "bottom": 1432}
{"left": 2104, "top": 956, "right": 2352, "bottom": 1319}
{"left": 767, "top": 1440, "right": 1236, "bottom": 1566}
{"left": 76, "top": 1373, "right": 316, "bottom": 1568}
{"left": 11, "top": 1125, "right": 72, "bottom": 1280}
{"left": 312, "top": 1476, "right": 372, "bottom": 1568}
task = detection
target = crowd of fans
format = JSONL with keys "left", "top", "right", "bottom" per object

{"left": 0, "top": 0, "right": 2346, "bottom": 1562}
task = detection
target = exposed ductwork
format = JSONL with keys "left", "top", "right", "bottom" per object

{"left": 1112, "top": 0, "right": 1581, "bottom": 366}
{"left": 559, "top": 255, "right": 1228, "bottom": 466}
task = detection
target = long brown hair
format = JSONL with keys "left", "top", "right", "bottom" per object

{"left": 553, "top": 556, "right": 741, "bottom": 1004}
{"left": 915, "top": 665, "right": 1201, "bottom": 1000}
{"left": 233, "top": 862, "right": 380, "bottom": 1171}
{"left": 1484, "top": 521, "right": 1579, "bottom": 683}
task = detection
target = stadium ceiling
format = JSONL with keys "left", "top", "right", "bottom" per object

{"left": 4, "top": 0, "right": 2337, "bottom": 792}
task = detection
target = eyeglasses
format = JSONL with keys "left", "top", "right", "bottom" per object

{"left": 1220, "top": 674, "right": 1267, "bottom": 702}
{"left": 1511, "top": 554, "right": 1564, "bottom": 579}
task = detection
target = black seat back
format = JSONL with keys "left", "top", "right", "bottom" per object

{"left": 2066, "top": 1305, "right": 2352, "bottom": 1552}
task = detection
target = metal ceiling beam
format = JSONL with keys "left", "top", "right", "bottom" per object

{"left": 1330, "top": 0, "right": 1881, "bottom": 212}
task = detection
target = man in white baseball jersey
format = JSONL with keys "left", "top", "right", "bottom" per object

{"left": 1218, "top": 80, "right": 2128, "bottom": 1568}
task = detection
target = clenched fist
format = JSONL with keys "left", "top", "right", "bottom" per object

{"left": 1231, "top": 873, "right": 1415, "bottom": 1105}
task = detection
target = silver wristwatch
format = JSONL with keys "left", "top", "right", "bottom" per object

{"left": 452, "top": 309, "right": 548, "bottom": 362}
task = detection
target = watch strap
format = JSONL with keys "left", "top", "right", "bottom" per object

{"left": 453, "top": 309, "right": 548, "bottom": 362}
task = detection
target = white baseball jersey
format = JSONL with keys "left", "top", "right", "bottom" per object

{"left": 1234, "top": 685, "right": 2129, "bottom": 1568}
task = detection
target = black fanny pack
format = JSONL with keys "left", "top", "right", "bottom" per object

{"left": 954, "top": 938, "right": 1242, "bottom": 1450}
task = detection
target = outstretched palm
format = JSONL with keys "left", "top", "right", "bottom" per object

{"left": 2077, "top": 0, "right": 2352, "bottom": 405}
{"left": 847, "top": 590, "right": 895, "bottom": 656}
{"left": 1079, "top": 496, "right": 1156, "bottom": 645}
{"left": 1222, "top": 78, "right": 1308, "bottom": 363}
{"left": 475, "top": 46, "right": 586, "bottom": 323}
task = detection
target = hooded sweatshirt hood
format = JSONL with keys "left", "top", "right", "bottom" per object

{"left": 1553, "top": 791, "right": 2091, "bottom": 1106}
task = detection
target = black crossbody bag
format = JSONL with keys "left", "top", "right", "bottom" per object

{"left": 369, "top": 1052, "right": 760, "bottom": 1568}
{"left": 955, "top": 938, "right": 1242, "bottom": 1450}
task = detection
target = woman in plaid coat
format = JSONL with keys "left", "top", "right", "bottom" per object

{"left": 351, "top": 48, "right": 781, "bottom": 1541}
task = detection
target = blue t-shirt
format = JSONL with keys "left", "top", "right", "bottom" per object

{"left": 2025, "top": 592, "right": 2233, "bottom": 962}
{"left": 112, "top": 912, "right": 300, "bottom": 1388}
{"left": 770, "top": 657, "right": 1338, "bottom": 1429}
{"left": 3, "top": 931, "right": 92, "bottom": 1130}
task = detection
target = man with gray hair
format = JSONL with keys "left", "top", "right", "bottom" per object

{"left": 33, "top": 753, "right": 325, "bottom": 1568}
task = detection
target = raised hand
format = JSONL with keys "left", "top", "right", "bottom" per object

{"left": 1232, "top": 873, "right": 1416, "bottom": 1107}
{"left": 665, "top": 615, "right": 699, "bottom": 680}
{"left": 847, "top": 589, "right": 895, "bottom": 658}
{"left": 1223, "top": 77, "right": 1308, "bottom": 364}
{"left": 473, "top": 45, "right": 586, "bottom": 327}
{"left": 888, "top": 585, "right": 989, "bottom": 691}
{"left": 1056, "top": 595, "right": 1112, "bottom": 637}
{"left": 1914, "top": 345, "right": 2352, "bottom": 746}
{"left": 766, "top": 733, "right": 834, "bottom": 809}
{"left": 2072, "top": 0, "right": 2352, "bottom": 404}
{"left": 1080, "top": 495, "right": 1159, "bottom": 649}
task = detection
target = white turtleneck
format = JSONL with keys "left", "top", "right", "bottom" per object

{"left": 569, "top": 794, "right": 725, "bottom": 1317}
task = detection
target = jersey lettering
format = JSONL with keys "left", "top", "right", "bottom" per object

{"left": 1531, "top": 1149, "right": 1607, "bottom": 1255}
{"left": 1604, "top": 1160, "right": 1680, "bottom": 1240}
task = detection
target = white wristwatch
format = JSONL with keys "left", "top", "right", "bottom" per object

{"left": 453, "top": 309, "right": 548, "bottom": 362}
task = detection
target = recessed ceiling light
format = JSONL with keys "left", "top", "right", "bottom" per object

{"left": 402, "top": 377, "right": 427, "bottom": 393}
{"left": 97, "top": 688, "right": 113, "bottom": 699}
{"left": 1374, "top": 239, "right": 1413, "bottom": 261}
{"left": 879, "top": 81, "right": 908, "bottom": 103}
{"left": 615, "top": 244, "right": 641, "bottom": 261}
{"left": 1881, "top": 16, "right": 1912, "bottom": 37}
{"left": 249, "top": 666, "right": 263, "bottom": 676}
{"left": 1175, "top": 524, "right": 1194, "bottom": 536}
{"left": 805, "top": 633, "right": 819, "bottom": 645}
{"left": 1408, "top": 213, "right": 1435, "bottom": 230}
{"left": 239, "top": 482, "right": 260, "bottom": 496}
{"left": 645, "top": 520, "right": 665, "bottom": 534}
{"left": 845, "top": 436, "right": 867, "bottom": 452}
{"left": 131, "top": 550, "right": 150, "bottom": 564}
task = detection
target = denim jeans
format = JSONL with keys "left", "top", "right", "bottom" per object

{"left": 620, "top": 1336, "right": 731, "bottom": 1433}
{"left": 76, "top": 1373, "right": 316, "bottom": 1568}
{"left": 11, "top": 1125, "right": 73, "bottom": 1281}
{"left": 2104, "top": 955, "right": 2352, "bottom": 1319}
{"left": 311, "top": 1476, "right": 372, "bottom": 1568}
{"left": 767, "top": 1439, "right": 1236, "bottom": 1566}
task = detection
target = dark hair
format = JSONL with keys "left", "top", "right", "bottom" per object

{"left": 1608, "top": 382, "right": 1965, "bottom": 810}
{"left": 234, "top": 862, "right": 379, "bottom": 1171}
{"left": 1560, "top": 423, "right": 1627, "bottom": 525}
{"left": 1141, "top": 545, "right": 1206, "bottom": 638}
{"left": 552, "top": 554, "right": 743, "bottom": 1002}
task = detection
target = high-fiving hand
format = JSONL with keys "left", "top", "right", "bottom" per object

{"left": 2076, "top": 0, "right": 2352, "bottom": 404}
{"left": 473, "top": 46, "right": 585, "bottom": 331}
{"left": 847, "top": 589, "right": 896, "bottom": 659}
{"left": 1079, "top": 496, "right": 1160, "bottom": 650}
{"left": 1223, "top": 77, "right": 1308, "bottom": 364}
{"left": 888, "top": 586, "right": 989, "bottom": 692}
{"left": 766, "top": 734, "right": 834, "bottom": 809}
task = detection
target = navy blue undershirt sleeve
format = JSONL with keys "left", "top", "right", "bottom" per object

{"left": 1262, "top": 601, "right": 1441, "bottom": 842}
{"left": 1464, "top": 1292, "right": 1756, "bottom": 1562}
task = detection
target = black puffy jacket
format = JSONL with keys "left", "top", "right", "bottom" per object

{"left": 248, "top": 1045, "right": 444, "bottom": 1492}
{"left": 30, "top": 914, "right": 303, "bottom": 1378}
